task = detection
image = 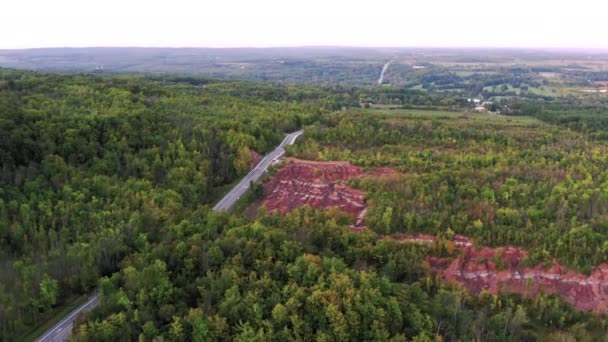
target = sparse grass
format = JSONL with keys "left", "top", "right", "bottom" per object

{"left": 527, "top": 86, "right": 558, "bottom": 97}
{"left": 357, "top": 108, "right": 543, "bottom": 126}
{"left": 484, "top": 83, "right": 520, "bottom": 94}
{"left": 454, "top": 70, "right": 498, "bottom": 77}
{"left": 361, "top": 108, "right": 460, "bottom": 118}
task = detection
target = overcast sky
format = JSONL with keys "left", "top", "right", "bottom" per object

{"left": 2, "top": 0, "right": 607, "bottom": 49}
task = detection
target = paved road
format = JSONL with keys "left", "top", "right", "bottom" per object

{"left": 36, "top": 294, "right": 98, "bottom": 342}
{"left": 213, "top": 130, "right": 304, "bottom": 211}
{"left": 36, "top": 130, "right": 303, "bottom": 341}
{"left": 377, "top": 60, "right": 392, "bottom": 85}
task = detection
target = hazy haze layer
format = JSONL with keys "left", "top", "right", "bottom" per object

{"left": 2, "top": 0, "right": 608, "bottom": 49}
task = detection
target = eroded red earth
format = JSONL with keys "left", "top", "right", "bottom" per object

{"left": 260, "top": 158, "right": 608, "bottom": 313}
{"left": 259, "top": 158, "right": 397, "bottom": 226}
{"left": 390, "top": 234, "right": 608, "bottom": 314}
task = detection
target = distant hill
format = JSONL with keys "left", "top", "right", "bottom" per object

{"left": 2, "top": 47, "right": 607, "bottom": 86}
{"left": 0, "top": 47, "right": 394, "bottom": 84}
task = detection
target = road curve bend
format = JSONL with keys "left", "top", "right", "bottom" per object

{"left": 213, "top": 130, "right": 304, "bottom": 211}
{"left": 377, "top": 60, "right": 392, "bottom": 85}
{"left": 36, "top": 130, "right": 304, "bottom": 341}
{"left": 36, "top": 295, "right": 98, "bottom": 342}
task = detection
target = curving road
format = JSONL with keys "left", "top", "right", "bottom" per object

{"left": 377, "top": 60, "right": 392, "bottom": 85}
{"left": 36, "top": 130, "right": 303, "bottom": 341}
{"left": 213, "top": 130, "right": 304, "bottom": 211}
{"left": 36, "top": 294, "right": 98, "bottom": 342}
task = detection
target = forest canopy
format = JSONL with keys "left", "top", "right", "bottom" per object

{"left": 0, "top": 70, "right": 320, "bottom": 339}
{"left": 2, "top": 69, "right": 608, "bottom": 341}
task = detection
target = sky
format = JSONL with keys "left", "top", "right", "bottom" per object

{"left": 2, "top": 0, "right": 607, "bottom": 49}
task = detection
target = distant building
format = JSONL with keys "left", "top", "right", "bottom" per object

{"left": 412, "top": 65, "right": 426, "bottom": 69}
{"left": 474, "top": 106, "right": 487, "bottom": 113}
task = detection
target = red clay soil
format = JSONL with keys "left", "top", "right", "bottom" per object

{"left": 261, "top": 158, "right": 608, "bottom": 313}
{"left": 250, "top": 150, "right": 263, "bottom": 170}
{"left": 259, "top": 158, "right": 397, "bottom": 226}
{"left": 391, "top": 234, "right": 608, "bottom": 314}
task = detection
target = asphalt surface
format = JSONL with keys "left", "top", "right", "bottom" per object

{"left": 377, "top": 60, "right": 392, "bottom": 84}
{"left": 36, "top": 294, "right": 98, "bottom": 342}
{"left": 36, "top": 130, "right": 303, "bottom": 341}
{"left": 213, "top": 130, "right": 304, "bottom": 211}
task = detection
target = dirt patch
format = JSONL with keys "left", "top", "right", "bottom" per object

{"left": 259, "top": 158, "right": 398, "bottom": 226}
{"left": 391, "top": 234, "right": 608, "bottom": 314}
{"left": 250, "top": 150, "right": 263, "bottom": 170}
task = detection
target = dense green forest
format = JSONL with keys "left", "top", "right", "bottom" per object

{"left": 2, "top": 69, "right": 608, "bottom": 340}
{"left": 293, "top": 109, "right": 608, "bottom": 273}
{"left": 0, "top": 70, "right": 320, "bottom": 339}
{"left": 72, "top": 209, "right": 603, "bottom": 341}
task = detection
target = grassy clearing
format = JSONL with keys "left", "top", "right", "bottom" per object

{"left": 357, "top": 108, "right": 543, "bottom": 126}
{"left": 483, "top": 83, "right": 561, "bottom": 98}
{"left": 484, "top": 83, "right": 520, "bottom": 94}
{"left": 527, "top": 86, "right": 558, "bottom": 97}
{"left": 454, "top": 70, "right": 498, "bottom": 77}
{"left": 360, "top": 108, "right": 460, "bottom": 118}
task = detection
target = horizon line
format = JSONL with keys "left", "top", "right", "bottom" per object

{"left": 2, "top": 45, "right": 608, "bottom": 52}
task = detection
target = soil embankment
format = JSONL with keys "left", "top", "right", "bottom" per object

{"left": 260, "top": 158, "right": 397, "bottom": 226}
{"left": 390, "top": 234, "right": 608, "bottom": 313}
{"left": 260, "top": 158, "right": 608, "bottom": 313}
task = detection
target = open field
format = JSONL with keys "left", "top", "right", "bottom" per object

{"left": 2, "top": 48, "right": 608, "bottom": 94}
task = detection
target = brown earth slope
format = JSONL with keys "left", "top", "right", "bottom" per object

{"left": 391, "top": 234, "right": 608, "bottom": 314}
{"left": 260, "top": 158, "right": 608, "bottom": 313}
{"left": 259, "top": 158, "right": 397, "bottom": 226}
